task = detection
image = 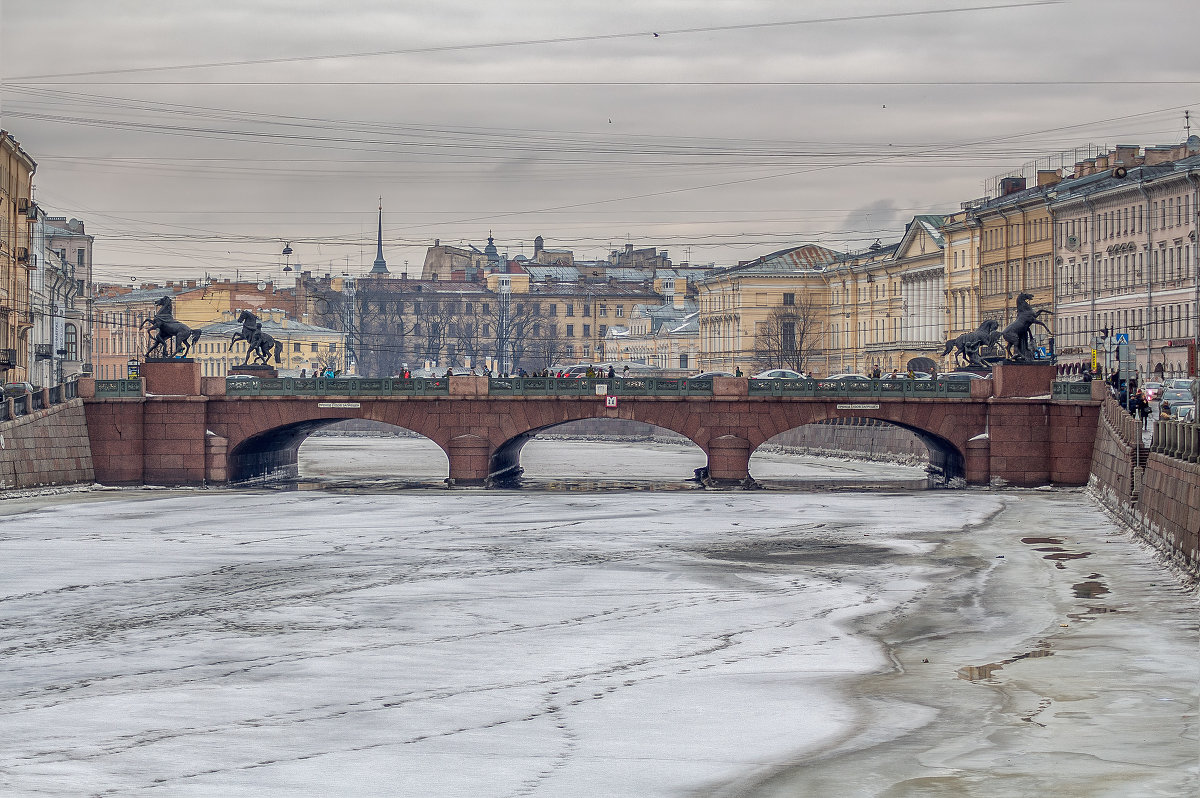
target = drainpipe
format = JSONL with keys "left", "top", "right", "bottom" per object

{"left": 1138, "top": 183, "right": 1154, "bottom": 381}
{"left": 1188, "top": 171, "right": 1199, "bottom": 376}
{"left": 1083, "top": 197, "right": 1100, "bottom": 372}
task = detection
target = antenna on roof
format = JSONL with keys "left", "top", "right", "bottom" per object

{"left": 1186, "top": 110, "right": 1192, "bottom": 139}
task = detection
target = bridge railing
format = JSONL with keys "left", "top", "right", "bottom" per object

{"left": 94, "top": 379, "right": 146, "bottom": 398}
{"left": 224, "top": 376, "right": 450, "bottom": 396}
{"left": 488, "top": 376, "right": 715, "bottom": 396}
{"left": 1051, "top": 381, "right": 1096, "bottom": 400}
{"left": 747, "top": 377, "right": 974, "bottom": 398}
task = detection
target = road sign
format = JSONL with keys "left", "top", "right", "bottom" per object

{"left": 605, "top": 396, "right": 618, "bottom": 408}
{"left": 1112, "top": 332, "right": 1129, "bottom": 344}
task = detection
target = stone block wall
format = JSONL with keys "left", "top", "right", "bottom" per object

{"left": 1088, "top": 395, "right": 1199, "bottom": 581}
{"left": 0, "top": 399, "right": 95, "bottom": 490}
{"left": 1138, "top": 455, "right": 1200, "bottom": 577}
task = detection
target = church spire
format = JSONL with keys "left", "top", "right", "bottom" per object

{"left": 370, "top": 198, "right": 389, "bottom": 275}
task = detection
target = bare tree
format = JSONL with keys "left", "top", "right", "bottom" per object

{"left": 754, "top": 297, "right": 822, "bottom": 373}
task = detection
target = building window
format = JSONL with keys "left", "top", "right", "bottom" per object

{"left": 566, "top": 324, "right": 575, "bottom": 337}
{"left": 293, "top": 343, "right": 301, "bottom": 352}
{"left": 566, "top": 305, "right": 575, "bottom": 317}
{"left": 65, "top": 324, "right": 78, "bottom": 360}
{"left": 329, "top": 343, "right": 337, "bottom": 351}
{"left": 616, "top": 306, "right": 624, "bottom": 317}
{"left": 549, "top": 304, "right": 558, "bottom": 316}
{"left": 583, "top": 324, "right": 591, "bottom": 337}
{"left": 783, "top": 293, "right": 795, "bottom": 306}
{"left": 599, "top": 304, "right": 608, "bottom": 316}
{"left": 311, "top": 343, "right": 318, "bottom": 352}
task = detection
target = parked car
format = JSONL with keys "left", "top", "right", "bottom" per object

{"left": 2, "top": 382, "right": 36, "bottom": 395}
{"left": 941, "top": 372, "right": 988, "bottom": 380}
{"left": 752, "top": 369, "right": 805, "bottom": 379}
{"left": 1142, "top": 381, "right": 1164, "bottom": 400}
{"left": 1169, "top": 403, "right": 1195, "bottom": 422}
{"left": 824, "top": 373, "right": 870, "bottom": 381}
{"left": 1161, "top": 388, "right": 1194, "bottom": 405}
{"left": 1167, "top": 378, "right": 1194, "bottom": 390}
{"left": 691, "top": 371, "right": 735, "bottom": 379}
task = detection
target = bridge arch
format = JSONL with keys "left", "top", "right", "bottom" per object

{"left": 224, "top": 417, "right": 450, "bottom": 483}
{"left": 489, "top": 417, "right": 705, "bottom": 483}
{"left": 749, "top": 416, "right": 964, "bottom": 483}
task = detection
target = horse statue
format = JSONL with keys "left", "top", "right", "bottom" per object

{"left": 143, "top": 295, "right": 203, "bottom": 359}
{"left": 229, "top": 310, "right": 260, "bottom": 351}
{"left": 1001, "top": 292, "right": 1053, "bottom": 363}
{"left": 241, "top": 321, "right": 283, "bottom": 365}
{"left": 942, "top": 319, "right": 1002, "bottom": 367}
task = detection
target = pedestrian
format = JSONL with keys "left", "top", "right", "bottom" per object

{"left": 622, "top": 366, "right": 629, "bottom": 378}
{"left": 906, "top": 367, "right": 915, "bottom": 380}
{"left": 1159, "top": 400, "right": 1172, "bottom": 421}
{"left": 1135, "top": 390, "right": 1151, "bottom": 430}
{"left": 299, "top": 368, "right": 307, "bottom": 378}
{"left": 607, "top": 365, "right": 615, "bottom": 379}
{"left": 586, "top": 366, "right": 596, "bottom": 378}
{"left": 735, "top": 366, "right": 743, "bottom": 377}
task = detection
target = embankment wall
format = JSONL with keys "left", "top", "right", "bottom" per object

{"left": 0, "top": 399, "right": 95, "bottom": 491}
{"left": 1088, "top": 396, "right": 1199, "bottom": 581}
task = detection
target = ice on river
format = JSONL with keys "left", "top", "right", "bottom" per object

{"left": 0, "top": 440, "right": 1195, "bottom": 797}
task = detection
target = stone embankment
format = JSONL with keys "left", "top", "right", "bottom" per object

{"left": 1088, "top": 395, "right": 1199, "bottom": 582}
{"left": 0, "top": 398, "right": 95, "bottom": 491}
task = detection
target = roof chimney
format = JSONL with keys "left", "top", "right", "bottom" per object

{"left": 999, "top": 176, "right": 1026, "bottom": 196}
{"left": 1036, "top": 169, "right": 1062, "bottom": 187}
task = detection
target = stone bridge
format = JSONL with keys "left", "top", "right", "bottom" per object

{"left": 80, "top": 362, "right": 1101, "bottom": 488}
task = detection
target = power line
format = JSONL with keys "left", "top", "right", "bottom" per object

{"left": 7, "top": 2, "right": 1063, "bottom": 80}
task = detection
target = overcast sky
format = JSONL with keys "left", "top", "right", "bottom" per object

{"left": 2, "top": 0, "right": 1196, "bottom": 284}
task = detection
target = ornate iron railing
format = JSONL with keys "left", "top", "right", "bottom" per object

{"left": 224, "top": 376, "right": 450, "bottom": 397}
{"left": 747, "top": 377, "right": 975, "bottom": 398}
{"left": 488, "top": 376, "right": 714, "bottom": 396}
{"left": 93, "top": 379, "right": 145, "bottom": 398}
{"left": 1051, "top": 381, "right": 1096, "bottom": 400}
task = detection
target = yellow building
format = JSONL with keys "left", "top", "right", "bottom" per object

{"left": 1, "top": 130, "right": 37, "bottom": 382}
{"left": 974, "top": 175, "right": 1058, "bottom": 333}
{"left": 942, "top": 209, "right": 982, "bottom": 350}
{"left": 697, "top": 244, "right": 841, "bottom": 374}
{"left": 197, "top": 310, "right": 345, "bottom": 377}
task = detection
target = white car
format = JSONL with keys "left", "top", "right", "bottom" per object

{"left": 824, "top": 373, "right": 870, "bottom": 381}
{"left": 752, "top": 369, "right": 805, "bottom": 379}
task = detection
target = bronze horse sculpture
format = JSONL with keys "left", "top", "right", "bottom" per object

{"left": 244, "top": 323, "right": 283, "bottom": 365}
{"left": 1001, "top": 292, "right": 1052, "bottom": 363}
{"left": 942, "top": 319, "right": 1001, "bottom": 367}
{"left": 143, "top": 296, "right": 202, "bottom": 359}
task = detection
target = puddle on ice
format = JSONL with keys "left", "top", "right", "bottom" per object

{"left": 957, "top": 646, "right": 1055, "bottom": 682}
{"left": 701, "top": 540, "right": 899, "bottom": 566}
{"left": 1020, "top": 537, "right": 1064, "bottom": 545}
{"left": 1072, "top": 580, "right": 1111, "bottom": 599}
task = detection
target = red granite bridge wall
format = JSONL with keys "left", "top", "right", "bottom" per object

{"left": 82, "top": 364, "right": 1101, "bottom": 489}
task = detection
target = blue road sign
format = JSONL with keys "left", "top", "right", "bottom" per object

{"left": 1112, "top": 332, "right": 1129, "bottom": 344}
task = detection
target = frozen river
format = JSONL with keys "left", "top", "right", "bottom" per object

{"left": 0, "top": 438, "right": 1196, "bottom": 797}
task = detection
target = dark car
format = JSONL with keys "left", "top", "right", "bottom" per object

{"left": 1161, "top": 388, "right": 1194, "bottom": 405}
